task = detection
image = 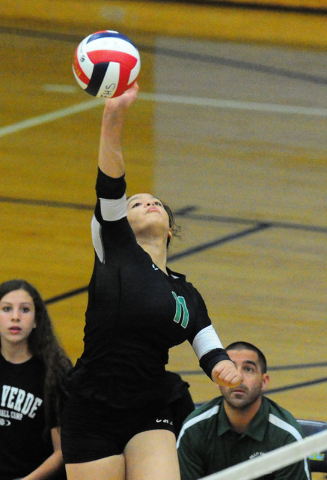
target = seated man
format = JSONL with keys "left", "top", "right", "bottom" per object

{"left": 177, "top": 341, "right": 311, "bottom": 480}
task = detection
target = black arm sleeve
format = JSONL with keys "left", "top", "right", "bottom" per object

{"left": 96, "top": 167, "right": 126, "bottom": 200}
{"left": 199, "top": 348, "right": 231, "bottom": 379}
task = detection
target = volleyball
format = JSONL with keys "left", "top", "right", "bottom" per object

{"left": 72, "top": 30, "right": 141, "bottom": 98}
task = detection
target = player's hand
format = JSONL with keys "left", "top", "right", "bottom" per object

{"left": 211, "top": 360, "right": 242, "bottom": 387}
{"left": 104, "top": 82, "right": 139, "bottom": 114}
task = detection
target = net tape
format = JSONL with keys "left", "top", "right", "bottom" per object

{"left": 199, "top": 429, "right": 327, "bottom": 480}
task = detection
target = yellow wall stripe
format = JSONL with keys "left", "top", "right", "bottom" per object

{"left": 0, "top": 0, "right": 326, "bottom": 49}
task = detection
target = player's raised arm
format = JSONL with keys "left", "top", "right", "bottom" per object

{"left": 98, "top": 83, "right": 139, "bottom": 178}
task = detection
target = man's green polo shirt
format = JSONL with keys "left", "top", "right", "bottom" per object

{"left": 177, "top": 396, "right": 311, "bottom": 480}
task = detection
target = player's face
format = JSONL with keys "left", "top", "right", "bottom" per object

{"left": 219, "top": 349, "right": 269, "bottom": 410}
{"left": 127, "top": 193, "right": 172, "bottom": 240}
{"left": 0, "top": 289, "right": 36, "bottom": 347}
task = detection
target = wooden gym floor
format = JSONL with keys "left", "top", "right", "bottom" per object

{"left": 0, "top": 5, "right": 326, "bottom": 470}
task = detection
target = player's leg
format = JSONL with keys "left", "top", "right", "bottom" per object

{"left": 62, "top": 394, "right": 126, "bottom": 480}
{"left": 124, "top": 429, "right": 180, "bottom": 480}
{"left": 65, "top": 454, "right": 125, "bottom": 480}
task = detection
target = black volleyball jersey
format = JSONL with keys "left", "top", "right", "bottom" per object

{"left": 70, "top": 169, "right": 229, "bottom": 408}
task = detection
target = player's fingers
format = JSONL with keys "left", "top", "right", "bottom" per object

{"left": 216, "top": 368, "right": 242, "bottom": 387}
{"left": 228, "top": 372, "right": 242, "bottom": 386}
{"left": 104, "top": 85, "right": 138, "bottom": 112}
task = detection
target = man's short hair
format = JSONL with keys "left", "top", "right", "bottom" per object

{"left": 225, "top": 341, "right": 267, "bottom": 373}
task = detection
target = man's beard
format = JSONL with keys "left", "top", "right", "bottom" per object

{"left": 224, "top": 384, "right": 262, "bottom": 410}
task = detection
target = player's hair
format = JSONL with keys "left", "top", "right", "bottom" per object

{"left": 0, "top": 279, "right": 72, "bottom": 429}
{"left": 225, "top": 341, "right": 267, "bottom": 373}
{"left": 162, "top": 201, "right": 181, "bottom": 247}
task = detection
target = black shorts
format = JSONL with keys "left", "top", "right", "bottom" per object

{"left": 61, "top": 394, "right": 175, "bottom": 463}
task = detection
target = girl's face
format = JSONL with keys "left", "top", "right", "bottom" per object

{"left": 127, "top": 193, "right": 172, "bottom": 241}
{"left": 0, "top": 289, "right": 36, "bottom": 347}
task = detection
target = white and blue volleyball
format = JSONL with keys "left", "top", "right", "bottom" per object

{"left": 72, "top": 30, "right": 141, "bottom": 98}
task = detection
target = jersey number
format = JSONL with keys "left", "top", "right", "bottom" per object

{"left": 172, "top": 292, "right": 189, "bottom": 328}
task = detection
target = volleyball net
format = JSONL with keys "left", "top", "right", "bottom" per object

{"left": 199, "top": 429, "right": 327, "bottom": 480}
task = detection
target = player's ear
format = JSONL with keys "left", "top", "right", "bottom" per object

{"left": 168, "top": 228, "right": 173, "bottom": 239}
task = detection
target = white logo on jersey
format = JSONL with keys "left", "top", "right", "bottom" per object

{"left": 1, "top": 385, "right": 43, "bottom": 419}
{"left": 156, "top": 418, "right": 173, "bottom": 425}
{"left": 0, "top": 417, "right": 11, "bottom": 426}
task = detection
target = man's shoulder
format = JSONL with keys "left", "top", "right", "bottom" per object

{"left": 265, "top": 396, "right": 298, "bottom": 422}
{"left": 183, "top": 397, "right": 223, "bottom": 426}
{"left": 264, "top": 396, "right": 303, "bottom": 438}
{"left": 177, "top": 397, "right": 222, "bottom": 448}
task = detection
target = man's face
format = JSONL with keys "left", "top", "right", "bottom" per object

{"left": 219, "top": 349, "right": 269, "bottom": 410}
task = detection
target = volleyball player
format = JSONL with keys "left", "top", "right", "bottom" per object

{"left": 61, "top": 83, "right": 242, "bottom": 480}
